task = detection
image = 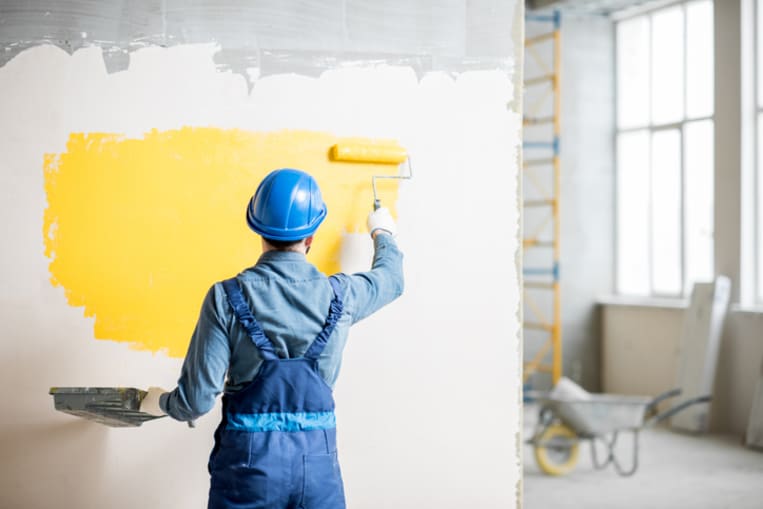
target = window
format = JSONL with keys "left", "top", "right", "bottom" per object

{"left": 616, "top": 0, "right": 714, "bottom": 297}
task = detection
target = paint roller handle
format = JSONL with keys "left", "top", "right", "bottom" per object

{"left": 367, "top": 207, "right": 397, "bottom": 238}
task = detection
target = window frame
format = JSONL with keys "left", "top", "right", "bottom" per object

{"left": 614, "top": 0, "right": 714, "bottom": 298}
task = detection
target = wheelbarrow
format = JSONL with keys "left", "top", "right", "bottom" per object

{"left": 528, "top": 387, "right": 711, "bottom": 476}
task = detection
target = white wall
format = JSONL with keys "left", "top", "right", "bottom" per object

{"left": 522, "top": 13, "right": 614, "bottom": 392}
{"left": 0, "top": 41, "right": 522, "bottom": 509}
{"left": 558, "top": 15, "right": 615, "bottom": 390}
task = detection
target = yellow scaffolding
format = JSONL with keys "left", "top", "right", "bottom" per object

{"left": 523, "top": 11, "right": 562, "bottom": 386}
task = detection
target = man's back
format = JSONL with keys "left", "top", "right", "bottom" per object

{"left": 161, "top": 234, "right": 403, "bottom": 423}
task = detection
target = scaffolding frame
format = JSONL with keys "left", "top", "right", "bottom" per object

{"left": 523, "top": 11, "right": 562, "bottom": 386}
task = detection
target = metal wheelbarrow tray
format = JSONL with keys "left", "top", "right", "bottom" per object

{"left": 544, "top": 394, "right": 653, "bottom": 436}
{"left": 529, "top": 388, "right": 711, "bottom": 476}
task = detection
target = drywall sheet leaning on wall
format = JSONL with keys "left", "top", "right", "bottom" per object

{"left": 671, "top": 277, "right": 731, "bottom": 433}
{"left": 0, "top": 44, "right": 521, "bottom": 509}
{"left": 746, "top": 362, "right": 763, "bottom": 449}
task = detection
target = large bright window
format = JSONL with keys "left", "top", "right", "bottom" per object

{"left": 616, "top": 0, "right": 714, "bottom": 297}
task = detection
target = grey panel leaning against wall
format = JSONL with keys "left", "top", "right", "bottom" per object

{"left": 671, "top": 277, "right": 732, "bottom": 433}
{"left": 746, "top": 364, "right": 763, "bottom": 449}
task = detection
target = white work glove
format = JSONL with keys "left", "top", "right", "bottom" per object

{"left": 367, "top": 207, "right": 397, "bottom": 238}
{"left": 140, "top": 386, "right": 168, "bottom": 416}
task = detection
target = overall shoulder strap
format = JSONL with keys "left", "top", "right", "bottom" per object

{"left": 221, "top": 278, "right": 279, "bottom": 360}
{"left": 303, "top": 275, "right": 345, "bottom": 360}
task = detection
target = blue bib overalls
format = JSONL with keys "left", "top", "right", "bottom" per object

{"left": 208, "top": 276, "right": 346, "bottom": 509}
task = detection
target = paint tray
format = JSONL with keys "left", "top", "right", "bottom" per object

{"left": 49, "top": 387, "right": 164, "bottom": 427}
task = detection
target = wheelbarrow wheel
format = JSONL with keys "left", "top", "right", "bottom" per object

{"left": 534, "top": 423, "right": 580, "bottom": 476}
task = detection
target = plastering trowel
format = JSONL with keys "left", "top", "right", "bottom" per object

{"left": 49, "top": 387, "right": 164, "bottom": 427}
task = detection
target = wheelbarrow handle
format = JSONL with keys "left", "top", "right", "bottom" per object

{"left": 645, "top": 388, "right": 682, "bottom": 413}
{"left": 646, "top": 394, "right": 712, "bottom": 426}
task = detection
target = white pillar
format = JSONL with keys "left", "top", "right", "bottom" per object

{"left": 714, "top": 0, "right": 743, "bottom": 301}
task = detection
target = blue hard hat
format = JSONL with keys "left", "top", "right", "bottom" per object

{"left": 246, "top": 168, "right": 327, "bottom": 241}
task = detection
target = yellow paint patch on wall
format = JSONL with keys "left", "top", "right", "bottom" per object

{"left": 43, "top": 128, "right": 401, "bottom": 357}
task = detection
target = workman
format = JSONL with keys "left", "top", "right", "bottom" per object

{"left": 140, "top": 168, "right": 404, "bottom": 509}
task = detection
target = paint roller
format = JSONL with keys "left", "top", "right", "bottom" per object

{"left": 329, "top": 139, "right": 413, "bottom": 210}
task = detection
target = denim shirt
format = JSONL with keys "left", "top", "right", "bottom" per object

{"left": 160, "top": 234, "right": 404, "bottom": 422}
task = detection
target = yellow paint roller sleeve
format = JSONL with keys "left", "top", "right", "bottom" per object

{"left": 330, "top": 138, "right": 408, "bottom": 164}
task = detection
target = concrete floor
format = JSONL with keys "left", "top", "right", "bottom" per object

{"left": 523, "top": 406, "right": 763, "bottom": 509}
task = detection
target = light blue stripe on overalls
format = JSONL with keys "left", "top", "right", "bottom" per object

{"left": 227, "top": 411, "right": 336, "bottom": 432}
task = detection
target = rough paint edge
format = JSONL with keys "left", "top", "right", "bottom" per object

{"left": 512, "top": 1, "right": 526, "bottom": 508}
{"left": 1, "top": 41, "right": 516, "bottom": 98}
